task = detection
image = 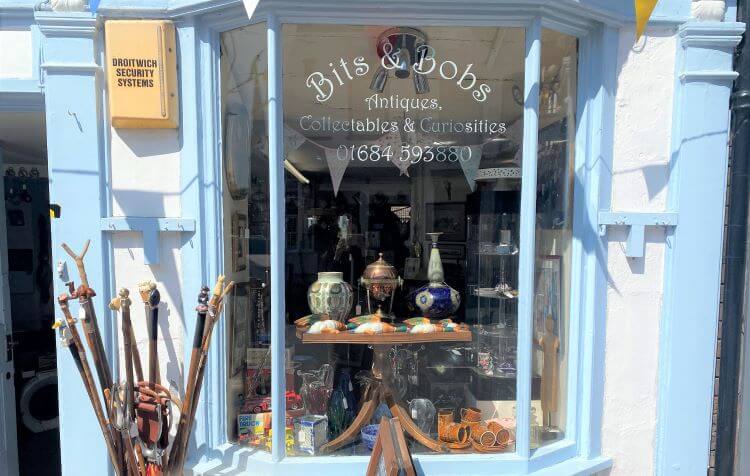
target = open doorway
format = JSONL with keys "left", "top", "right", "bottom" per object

{"left": 0, "top": 111, "right": 60, "bottom": 476}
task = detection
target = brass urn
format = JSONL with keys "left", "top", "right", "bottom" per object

{"left": 359, "top": 253, "right": 403, "bottom": 317}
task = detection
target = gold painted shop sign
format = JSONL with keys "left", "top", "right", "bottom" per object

{"left": 105, "top": 20, "right": 179, "bottom": 128}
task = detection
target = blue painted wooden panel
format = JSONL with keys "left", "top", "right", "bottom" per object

{"left": 266, "top": 11, "right": 287, "bottom": 462}
{"left": 656, "top": 20, "right": 744, "bottom": 476}
{"left": 572, "top": 24, "right": 618, "bottom": 461}
{"left": 35, "top": 11, "right": 112, "bottom": 476}
{"left": 516, "top": 16, "right": 541, "bottom": 460}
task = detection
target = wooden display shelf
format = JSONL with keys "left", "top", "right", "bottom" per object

{"left": 296, "top": 329, "right": 472, "bottom": 345}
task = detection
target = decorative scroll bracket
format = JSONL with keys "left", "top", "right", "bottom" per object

{"left": 598, "top": 211, "right": 678, "bottom": 259}
{"left": 101, "top": 217, "right": 196, "bottom": 265}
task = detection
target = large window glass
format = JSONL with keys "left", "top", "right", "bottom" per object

{"left": 530, "top": 29, "right": 577, "bottom": 449}
{"left": 221, "top": 23, "right": 274, "bottom": 452}
{"left": 222, "top": 21, "right": 578, "bottom": 458}
{"left": 283, "top": 24, "right": 525, "bottom": 456}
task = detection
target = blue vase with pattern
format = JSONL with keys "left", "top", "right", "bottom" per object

{"left": 412, "top": 233, "right": 460, "bottom": 318}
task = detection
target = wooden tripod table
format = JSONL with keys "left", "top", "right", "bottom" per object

{"left": 297, "top": 330, "right": 472, "bottom": 454}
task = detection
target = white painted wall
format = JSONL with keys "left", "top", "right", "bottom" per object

{"left": 109, "top": 128, "right": 185, "bottom": 398}
{"left": 0, "top": 29, "right": 33, "bottom": 79}
{"left": 600, "top": 26, "right": 676, "bottom": 475}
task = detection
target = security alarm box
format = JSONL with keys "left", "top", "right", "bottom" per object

{"left": 105, "top": 20, "right": 179, "bottom": 128}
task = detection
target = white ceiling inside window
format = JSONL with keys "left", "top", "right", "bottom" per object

{"left": 0, "top": 111, "right": 47, "bottom": 166}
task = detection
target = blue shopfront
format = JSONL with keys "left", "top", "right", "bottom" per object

{"left": 0, "top": 0, "right": 742, "bottom": 475}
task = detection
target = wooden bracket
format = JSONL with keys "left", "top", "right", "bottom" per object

{"left": 598, "top": 211, "right": 678, "bottom": 258}
{"left": 101, "top": 217, "right": 195, "bottom": 265}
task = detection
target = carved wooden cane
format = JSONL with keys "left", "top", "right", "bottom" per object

{"left": 60, "top": 241, "right": 114, "bottom": 395}
{"left": 106, "top": 386, "right": 142, "bottom": 476}
{"left": 110, "top": 289, "right": 137, "bottom": 421}
{"left": 167, "top": 278, "right": 233, "bottom": 474}
{"left": 167, "top": 286, "right": 209, "bottom": 471}
{"left": 55, "top": 294, "right": 124, "bottom": 476}
{"left": 137, "top": 281, "right": 166, "bottom": 475}
{"left": 139, "top": 282, "right": 161, "bottom": 389}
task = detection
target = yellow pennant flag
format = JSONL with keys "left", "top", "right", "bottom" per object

{"left": 635, "top": 0, "right": 660, "bottom": 40}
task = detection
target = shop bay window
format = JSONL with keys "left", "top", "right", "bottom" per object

{"left": 222, "top": 20, "right": 577, "bottom": 459}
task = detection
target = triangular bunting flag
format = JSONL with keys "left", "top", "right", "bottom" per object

{"left": 635, "top": 0, "right": 660, "bottom": 41}
{"left": 242, "top": 0, "right": 261, "bottom": 19}
{"left": 374, "top": 130, "right": 412, "bottom": 176}
{"left": 324, "top": 148, "right": 348, "bottom": 197}
{"left": 284, "top": 125, "right": 307, "bottom": 152}
{"left": 459, "top": 146, "right": 484, "bottom": 192}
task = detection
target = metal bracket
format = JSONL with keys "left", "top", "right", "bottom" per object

{"left": 598, "top": 212, "right": 678, "bottom": 258}
{"left": 101, "top": 217, "right": 196, "bottom": 265}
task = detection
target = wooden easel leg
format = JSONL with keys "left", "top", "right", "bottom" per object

{"left": 384, "top": 393, "right": 445, "bottom": 453}
{"left": 320, "top": 386, "right": 380, "bottom": 454}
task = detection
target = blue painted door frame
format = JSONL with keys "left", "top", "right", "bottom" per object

{"left": 35, "top": 11, "right": 114, "bottom": 476}
{"left": 656, "top": 20, "right": 744, "bottom": 475}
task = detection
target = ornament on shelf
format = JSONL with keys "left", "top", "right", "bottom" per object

{"left": 412, "top": 233, "right": 461, "bottom": 319}
{"left": 359, "top": 253, "right": 403, "bottom": 320}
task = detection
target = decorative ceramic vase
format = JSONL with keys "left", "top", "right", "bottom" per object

{"left": 359, "top": 253, "right": 403, "bottom": 317}
{"left": 413, "top": 233, "right": 460, "bottom": 318}
{"left": 307, "top": 272, "right": 353, "bottom": 321}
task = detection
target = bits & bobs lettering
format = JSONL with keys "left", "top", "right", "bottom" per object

{"left": 305, "top": 46, "right": 491, "bottom": 103}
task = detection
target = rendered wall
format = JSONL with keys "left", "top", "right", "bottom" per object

{"left": 109, "top": 128, "right": 186, "bottom": 394}
{"left": 601, "top": 25, "right": 676, "bottom": 476}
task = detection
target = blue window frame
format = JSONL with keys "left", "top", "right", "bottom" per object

{"left": 180, "top": 2, "right": 619, "bottom": 474}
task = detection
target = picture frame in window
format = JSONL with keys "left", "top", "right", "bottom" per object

{"left": 365, "top": 417, "right": 416, "bottom": 476}
{"left": 224, "top": 110, "right": 252, "bottom": 200}
{"left": 535, "top": 255, "right": 563, "bottom": 350}
{"left": 425, "top": 202, "right": 466, "bottom": 242}
{"left": 232, "top": 212, "right": 248, "bottom": 272}
{"left": 230, "top": 283, "right": 251, "bottom": 377}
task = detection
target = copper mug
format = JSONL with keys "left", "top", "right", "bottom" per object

{"left": 471, "top": 424, "right": 497, "bottom": 447}
{"left": 460, "top": 407, "right": 482, "bottom": 423}
{"left": 487, "top": 421, "right": 510, "bottom": 446}
{"left": 442, "top": 422, "right": 469, "bottom": 444}
{"left": 437, "top": 409, "right": 454, "bottom": 439}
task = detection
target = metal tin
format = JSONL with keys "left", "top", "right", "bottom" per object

{"left": 295, "top": 415, "right": 328, "bottom": 455}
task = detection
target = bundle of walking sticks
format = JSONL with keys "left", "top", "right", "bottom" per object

{"left": 52, "top": 240, "right": 234, "bottom": 475}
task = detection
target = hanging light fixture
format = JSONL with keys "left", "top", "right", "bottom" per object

{"left": 370, "top": 27, "right": 430, "bottom": 95}
{"left": 392, "top": 43, "right": 412, "bottom": 79}
{"left": 369, "top": 66, "right": 389, "bottom": 93}
{"left": 413, "top": 72, "right": 430, "bottom": 94}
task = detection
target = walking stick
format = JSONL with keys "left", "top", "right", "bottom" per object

{"left": 112, "top": 287, "right": 145, "bottom": 383}
{"left": 136, "top": 281, "right": 168, "bottom": 475}
{"left": 77, "top": 282, "right": 125, "bottom": 468}
{"left": 61, "top": 240, "right": 90, "bottom": 287}
{"left": 110, "top": 289, "right": 137, "bottom": 421}
{"left": 107, "top": 386, "right": 142, "bottom": 476}
{"left": 54, "top": 295, "right": 124, "bottom": 476}
{"left": 139, "top": 282, "right": 160, "bottom": 388}
{"left": 61, "top": 240, "right": 114, "bottom": 395}
{"left": 167, "top": 278, "right": 233, "bottom": 474}
{"left": 167, "top": 287, "right": 209, "bottom": 470}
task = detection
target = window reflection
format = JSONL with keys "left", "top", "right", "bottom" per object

{"left": 283, "top": 25, "right": 525, "bottom": 456}
{"left": 221, "top": 23, "right": 274, "bottom": 451}
{"left": 531, "top": 29, "right": 578, "bottom": 448}
{"left": 221, "top": 22, "right": 579, "bottom": 458}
